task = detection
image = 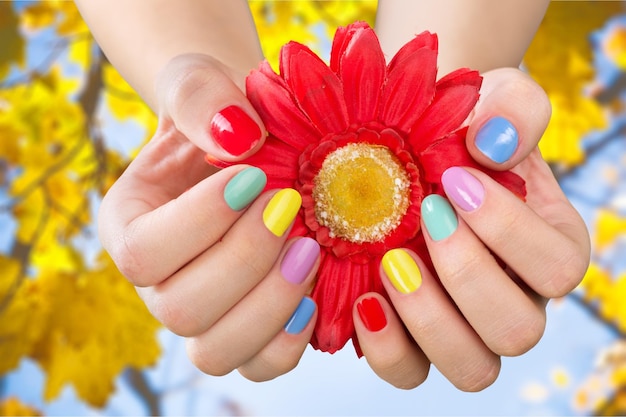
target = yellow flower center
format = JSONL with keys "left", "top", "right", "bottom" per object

{"left": 313, "top": 143, "right": 410, "bottom": 243}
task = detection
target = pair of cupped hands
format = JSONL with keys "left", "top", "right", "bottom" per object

{"left": 98, "top": 54, "right": 590, "bottom": 391}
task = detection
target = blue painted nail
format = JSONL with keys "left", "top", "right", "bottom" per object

{"left": 475, "top": 116, "right": 518, "bottom": 164}
{"left": 284, "top": 297, "right": 316, "bottom": 335}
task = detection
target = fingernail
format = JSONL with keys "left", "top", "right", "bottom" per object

{"left": 421, "top": 194, "right": 458, "bottom": 241}
{"left": 475, "top": 116, "right": 518, "bottom": 164}
{"left": 285, "top": 297, "right": 316, "bottom": 335}
{"left": 263, "top": 188, "right": 302, "bottom": 237}
{"left": 357, "top": 297, "right": 387, "bottom": 332}
{"left": 441, "top": 167, "right": 485, "bottom": 212}
{"left": 281, "top": 238, "right": 320, "bottom": 284}
{"left": 382, "top": 248, "right": 422, "bottom": 294}
{"left": 223, "top": 167, "right": 267, "bottom": 211}
{"left": 210, "top": 105, "right": 262, "bottom": 156}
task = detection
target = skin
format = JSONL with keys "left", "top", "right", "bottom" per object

{"left": 75, "top": 0, "right": 590, "bottom": 389}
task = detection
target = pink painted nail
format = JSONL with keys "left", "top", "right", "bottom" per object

{"left": 280, "top": 238, "right": 320, "bottom": 284}
{"left": 441, "top": 167, "right": 485, "bottom": 211}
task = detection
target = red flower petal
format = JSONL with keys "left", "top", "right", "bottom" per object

{"left": 380, "top": 48, "right": 437, "bottom": 133}
{"left": 419, "top": 130, "right": 526, "bottom": 199}
{"left": 436, "top": 67, "right": 482, "bottom": 90}
{"left": 386, "top": 31, "right": 438, "bottom": 73}
{"left": 243, "top": 137, "right": 300, "bottom": 181}
{"left": 310, "top": 255, "right": 383, "bottom": 353}
{"left": 247, "top": 61, "right": 321, "bottom": 151}
{"left": 280, "top": 42, "right": 349, "bottom": 135}
{"left": 337, "top": 25, "right": 386, "bottom": 124}
{"left": 409, "top": 82, "right": 480, "bottom": 152}
{"left": 330, "top": 21, "right": 371, "bottom": 73}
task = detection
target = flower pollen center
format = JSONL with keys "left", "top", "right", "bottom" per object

{"left": 313, "top": 143, "right": 410, "bottom": 243}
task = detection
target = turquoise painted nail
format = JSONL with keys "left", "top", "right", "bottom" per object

{"left": 421, "top": 194, "right": 458, "bottom": 241}
{"left": 223, "top": 167, "right": 267, "bottom": 211}
{"left": 285, "top": 297, "right": 316, "bottom": 335}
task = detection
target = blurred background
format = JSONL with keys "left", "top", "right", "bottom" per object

{"left": 1, "top": 1, "right": 626, "bottom": 415}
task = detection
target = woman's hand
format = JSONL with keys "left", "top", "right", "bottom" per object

{"left": 98, "top": 54, "right": 319, "bottom": 381}
{"left": 353, "top": 68, "right": 591, "bottom": 390}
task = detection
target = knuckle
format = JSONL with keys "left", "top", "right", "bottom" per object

{"left": 453, "top": 357, "right": 501, "bottom": 392}
{"left": 108, "top": 229, "right": 152, "bottom": 286}
{"left": 489, "top": 310, "right": 546, "bottom": 357}
{"left": 149, "top": 292, "right": 203, "bottom": 337}
{"left": 186, "top": 339, "right": 235, "bottom": 377}
{"left": 240, "top": 352, "right": 300, "bottom": 383}
{"left": 370, "top": 354, "right": 429, "bottom": 390}
{"left": 539, "top": 245, "right": 589, "bottom": 298}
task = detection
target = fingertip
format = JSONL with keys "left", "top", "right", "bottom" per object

{"left": 353, "top": 293, "right": 430, "bottom": 390}
{"left": 157, "top": 53, "right": 267, "bottom": 162}
{"left": 466, "top": 68, "right": 551, "bottom": 170}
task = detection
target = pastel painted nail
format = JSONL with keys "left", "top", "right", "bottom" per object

{"left": 210, "top": 105, "right": 262, "bottom": 157}
{"left": 223, "top": 167, "right": 267, "bottom": 211}
{"left": 421, "top": 194, "right": 458, "bottom": 241}
{"left": 263, "top": 188, "right": 302, "bottom": 237}
{"left": 285, "top": 297, "right": 316, "bottom": 335}
{"left": 441, "top": 167, "right": 485, "bottom": 212}
{"left": 357, "top": 297, "right": 387, "bottom": 332}
{"left": 475, "top": 116, "right": 518, "bottom": 164}
{"left": 382, "top": 248, "right": 422, "bottom": 294}
{"left": 281, "top": 238, "right": 320, "bottom": 284}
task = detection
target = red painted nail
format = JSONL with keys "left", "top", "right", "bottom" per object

{"left": 210, "top": 105, "right": 262, "bottom": 156}
{"left": 357, "top": 297, "right": 387, "bottom": 332}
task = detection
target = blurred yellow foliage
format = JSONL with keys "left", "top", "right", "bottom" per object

{"left": 0, "top": 397, "right": 41, "bottom": 416}
{"left": 251, "top": 0, "right": 377, "bottom": 69}
{"left": 524, "top": 1, "right": 621, "bottom": 167}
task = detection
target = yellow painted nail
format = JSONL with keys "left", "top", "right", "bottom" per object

{"left": 382, "top": 248, "right": 422, "bottom": 294}
{"left": 263, "top": 188, "right": 302, "bottom": 237}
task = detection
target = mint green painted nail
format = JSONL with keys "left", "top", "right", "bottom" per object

{"left": 224, "top": 167, "right": 267, "bottom": 211}
{"left": 421, "top": 194, "right": 458, "bottom": 241}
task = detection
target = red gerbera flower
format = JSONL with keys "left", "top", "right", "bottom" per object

{"left": 208, "top": 21, "right": 526, "bottom": 354}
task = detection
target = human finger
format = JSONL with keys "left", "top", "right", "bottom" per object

{"left": 185, "top": 237, "right": 320, "bottom": 377}
{"left": 466, "top": 67, "right": 551, "bottom": 170}
{"left": 420, "top": 194, "right": 547, "bottom": 356}
{"left": 352, "top": 292, "right": 430, "bottom": 390}
{"left": 378, "top": 249, "right": 501, "bottom": 391}
{"left": 156, "top": 53, "right": 266, "bottom": 161}
{"left": 441, "top": 162, "right": 589, "bottom": 298}
{"left": 137, "top": 188, "right": 303, "bottom": 336}
{"left": 238, "top": 297, "right": 318, "bottom": 382}
{"left": 99, "top": 163, "right": 268, "bottom": 287}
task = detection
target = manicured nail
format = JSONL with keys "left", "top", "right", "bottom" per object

{"left": 223, "top": 167, "right": 267, "bottom": 211}
{"left": 382, "top": 248, "right": 422, "bottom": 294}
{"left": 285, "top": 297, "right": 316, "bottom": 335}
{"left": 475, "top": 116, "right": 518, "bottom": 164}
{"left": 281, "top": 238, "right": 320, "bottom": 284}
{"left": 263, "top": 188, "right": 302, "bottom": 237}
{"left": 421, "top": 194, "right": 458, "bottom": 241}
{"left": 210, "top": 105, "right": 262, "bottom": 156}
{"left": 357, "top": 297, "right": 387, "bottom": 332}
{"left": 441, "top": 167, "right": 485, "bottom": 212}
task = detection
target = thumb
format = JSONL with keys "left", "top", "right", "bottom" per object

{"left": 156, "top": 53, "right": 266, "bottom": 162}
{"left": 466, "top": 67, "right": 551, "bottom": 171}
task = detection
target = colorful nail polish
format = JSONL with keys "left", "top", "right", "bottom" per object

{"left": 441, "top": 167, "right": 485, "bottom": 212}
{"left": 475, "top": 116, "right": 518, "bottom": 164}
{"left": 263, "top": 188, "right": 302, "bottom": 237}
{"left": 281, "top": 238, "right": 320, "bottom": 284}
{"left": 223, "top": 167, "right": 267, "bottom": 211}
{"left": 382, "top": 248, "right": 422, "bottom": 294}
{"left": 210, "top": 105, "right": 262, "bottom": 156}
{"left": 357, "top": 297, "right": 387, "bottom": 332}
{"left": 421, "top": 194, "right": 458, "bottom": 241}
{"left": 285, "top": 297, "right": 316, "bottom": 335}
